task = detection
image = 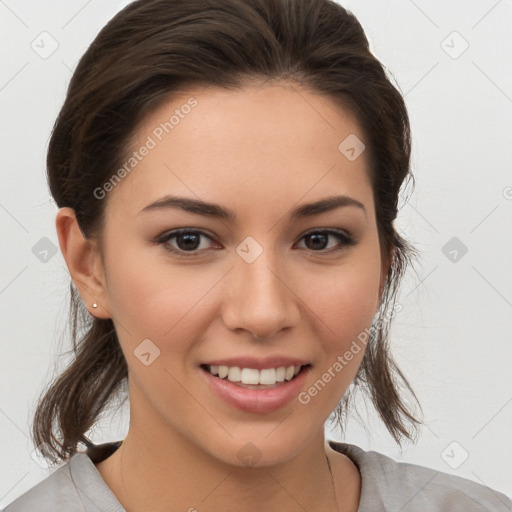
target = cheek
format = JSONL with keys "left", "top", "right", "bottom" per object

{"left": 104, "top": 244, "right": 223, "bottom": 346}
{"left": 296, "top": 263, "right": 378, "bottom": 415}
{"left": 302, "top": 255, "right": 381, "bottom": 342}
{"left": 296, "top": 248, "right": 381, "bottom": 397}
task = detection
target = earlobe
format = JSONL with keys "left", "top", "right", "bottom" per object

{"left": 55, "top": 207, "right": 111, "bottom": 319}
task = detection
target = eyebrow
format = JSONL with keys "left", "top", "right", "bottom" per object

{"left": 139, "top": 194, "right": 367, "bottom": 220}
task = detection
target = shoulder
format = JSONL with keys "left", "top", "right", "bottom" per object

{"left": 2, "top": 459, "right": 81, "bottom": 512}
{"left": 329, "top": 441, "right": 512, "bottom": 512}
{"left": 2, "top": 451, "right": 124, "bottom": 512}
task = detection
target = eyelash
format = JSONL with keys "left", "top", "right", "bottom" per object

{"left": 154, "top": 228, "right": 356, "bottom": 258}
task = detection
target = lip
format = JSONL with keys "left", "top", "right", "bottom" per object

{"left": 200, "top": 364, "right": 311, "bottom": 414}
{"left": 201, "top": 356, "right": 310, "bottom": 370}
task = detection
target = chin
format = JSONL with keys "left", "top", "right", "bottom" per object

{"left": 196, "top": 428, "right": 315, "bottom": 469}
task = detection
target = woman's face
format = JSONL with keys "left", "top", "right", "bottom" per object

{"left": 93, "top": 81, "right": 386, "bottom": 467}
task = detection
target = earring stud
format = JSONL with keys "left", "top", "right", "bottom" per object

{"left": 92, "top": 303, "right": 98, "bottom": 308}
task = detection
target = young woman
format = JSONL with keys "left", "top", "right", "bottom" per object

{"left": 4, "top": 0, "right": 510, "bottom": 510}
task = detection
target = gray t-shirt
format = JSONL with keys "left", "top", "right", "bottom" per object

{"left": 3, "top": 440, "right": 511, "bottom": 511}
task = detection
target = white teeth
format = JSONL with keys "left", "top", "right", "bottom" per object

{"left": 228, "top": 367, "right": 241, "bottom": 382}
{"left": 259, "top": 368, "right": 276, "bottom": 385}
{"left": 241, "top": 368, "right": 260, "bottom": 385}
{"left": 285, "top": 365, "right": 295, "bottom": 380}
{"left": 218, "top": 365, "right": 229, "bottom": 379}
{"left": 205, "top": 364, "right": 304, "bottom": 385}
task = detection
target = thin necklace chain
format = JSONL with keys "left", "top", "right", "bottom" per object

{"left": 325, "top": 453, "right": 340, "bottom": 512}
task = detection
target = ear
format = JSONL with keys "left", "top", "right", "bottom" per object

{"left": 55, "top": 207, "right": 111, "bottom": 319}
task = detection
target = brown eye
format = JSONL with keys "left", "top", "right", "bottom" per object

{"left": 156, "top": 229, "right": 217, "bottom": 256}
{"left": 298, "top": 230, "right": 356, "bottom": 253}
{"left": 173, "top": 232, "right": 202, "bottom": 251}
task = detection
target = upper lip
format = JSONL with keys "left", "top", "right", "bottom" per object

{"left": 201, "top": 356, "right": 310, "bottom": 370}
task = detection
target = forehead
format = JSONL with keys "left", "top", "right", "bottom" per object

{"left": 105, "top": 81, "right": 374, "bottom": 221}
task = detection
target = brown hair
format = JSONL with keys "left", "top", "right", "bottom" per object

{"left": 34, "top": 0, "right": 422, "bottom": 464}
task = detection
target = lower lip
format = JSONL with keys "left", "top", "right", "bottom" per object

{"left": 200, "top": 366, "right": 310, "bottom": 414}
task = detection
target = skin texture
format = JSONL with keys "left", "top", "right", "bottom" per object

{"left": 56, "top": 80, "right": 389, "bottom": 511}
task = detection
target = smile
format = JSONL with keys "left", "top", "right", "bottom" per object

{"left": 199, "top": 362, "right": 312, "bottom": 413}
{"left": 202, "top": 364, "right": 305, "bottom": 387}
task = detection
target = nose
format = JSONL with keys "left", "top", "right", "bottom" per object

{"left": 221, "top": 248, "right": 300, "bottom": 340}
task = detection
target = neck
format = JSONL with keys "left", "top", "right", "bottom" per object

{"left": 95, "top": 388, "right": 360, "bottom": 512}
{"left": 99, "top": 432, "right": 341, "bottom": 511}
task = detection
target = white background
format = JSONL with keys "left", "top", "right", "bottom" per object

{"left": 1, "top": 0, "right": 511, "bottom": 507}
